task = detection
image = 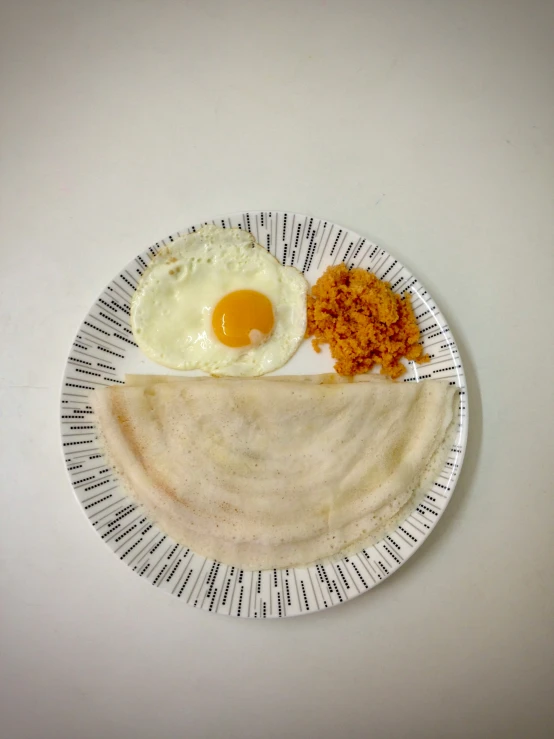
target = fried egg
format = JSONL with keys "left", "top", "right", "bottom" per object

{"left": 131, "top": 225, "right": 308, "bottom": 376}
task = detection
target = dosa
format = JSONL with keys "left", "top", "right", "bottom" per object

{"left": 91, "top": 375, "right": 457, "bottom": 569}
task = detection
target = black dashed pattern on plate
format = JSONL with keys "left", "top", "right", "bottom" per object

{"left": 60, "top": 211, "right": 468, "bottom": 618}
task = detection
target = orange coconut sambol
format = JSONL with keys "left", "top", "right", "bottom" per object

{"left": 306, "top": 264, "right": 429, "bottom": 379}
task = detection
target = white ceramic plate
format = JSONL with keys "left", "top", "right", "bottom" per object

{"left": 61, "top": 211, "right": 468, "bottom": 617}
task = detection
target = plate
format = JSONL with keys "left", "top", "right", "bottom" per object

{"left": 61, "top": 211, "right": 468, "bottom": 617}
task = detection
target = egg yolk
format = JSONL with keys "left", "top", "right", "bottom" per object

{"left": 212, "top": 290, "right": 274, "bottom": 348}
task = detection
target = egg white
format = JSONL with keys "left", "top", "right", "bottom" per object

{"left": 131, "top": 225, "right": 308, "bottom": 376}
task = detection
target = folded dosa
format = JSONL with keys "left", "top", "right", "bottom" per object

{"left": 91, "top": 376, "right": 457, "bottom": 569}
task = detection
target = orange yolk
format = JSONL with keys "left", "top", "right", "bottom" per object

{"left": 212, "top": 290, "right": 274, "bottom": 348}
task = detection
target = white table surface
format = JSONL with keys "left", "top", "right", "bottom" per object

{"left": 1, "top": 1, "right": 553, "bottom": 737}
